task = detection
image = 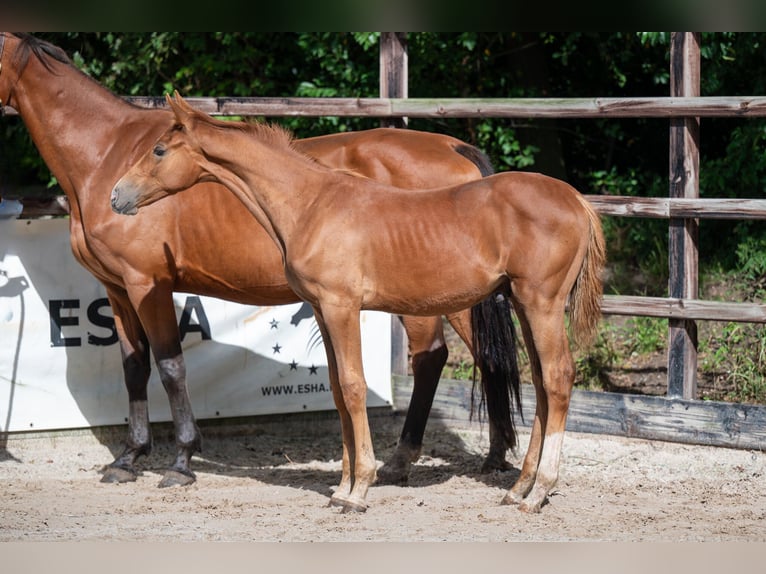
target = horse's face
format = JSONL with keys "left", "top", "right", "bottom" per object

{"left": 111, "top": 123, "right": 208, "bottom": 215}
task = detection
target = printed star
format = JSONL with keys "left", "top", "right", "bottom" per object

{"left": 272, "top": 343, "right": 282, "bottom": 354}
{"left": 269, "top": 318, "right": 279, "bottom": 329}
{"left": 289, "top": 360, "right": 298, "bottom": 371}
{"left": 308, "top": 364, "right": 318, "bottom": 375}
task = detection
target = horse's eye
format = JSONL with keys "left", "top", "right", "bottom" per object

{"left": 153, "top": 146, "right": 166, "bottom": 157}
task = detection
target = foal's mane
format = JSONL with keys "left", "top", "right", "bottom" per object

{"left": 196, "top": 110, "right": 321, "bottom": 169}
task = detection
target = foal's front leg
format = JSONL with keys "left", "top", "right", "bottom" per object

{"left": 311, "top": 310, "right": 355, "bottom": 506}
{"left": 319, "top": 303, "right": 377, "bottom": 513}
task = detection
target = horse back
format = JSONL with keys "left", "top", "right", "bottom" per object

{"left": 295, "top": 128, "right": 489, "bottom": 189}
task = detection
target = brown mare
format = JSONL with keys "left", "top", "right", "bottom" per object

{"left": 0, "top": 33, "right": 517, "bottom": 487}
{"left": 112, "top": 93, "right": 606, "bottom": 513}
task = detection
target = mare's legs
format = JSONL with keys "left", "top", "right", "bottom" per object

{"left": 445, "top": 309, "right": 512, "bottom": 473}
{"left": 101, "top": 287, "right": 153, "bottom": 483}
{"left": 377, "top": 315, "right": 447, "bottom": 484}
{"left": 502, "top": 291, "right": 574, "bottom": 513}
{"left": 120, "top": 280, "right": 201, "bottom": 487}
{"left": 140, "top": 284, "right": 202, "bottom": 487}
{"left": 378, "top": 308, "right": 511, "bottom": 484}
{"left": 317, "top": 303, "right": 377, "bottom": 513}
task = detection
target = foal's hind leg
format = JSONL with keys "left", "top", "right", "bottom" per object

{"left": 377, "top": 315, "right": 448, "bottom": 484}
{"left": 502, "top": 299, "right": 574, "bottom": 513}
{"left": 500, "top": 311, "right": 543, "bottom": 503}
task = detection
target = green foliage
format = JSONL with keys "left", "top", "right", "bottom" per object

{"left": 737, "top": 235, "right": 766, "bottom": 292}
{"left": 574, "top": 326, "right": 619, "bottom": 391}
{"left": 445, "top": 359, "right": 475, "bottom": 381}
{"left": 625, "top": 317, "right": 666, "bottom": 355}
{"left": 701, "top": 321, "right": 766, "bottom": 404}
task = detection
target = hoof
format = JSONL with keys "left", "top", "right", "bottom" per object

{"left": 375, "top": 465, "right": 409, "bottom": 486}
{"left": 100, "top": 465, "right": 138, "bottom": 484}
{"left": 500, "top": 492, "right": 521, "bottom": 506}
{"left": 480, "top": 458, "right": 514, "bottom": 474}
{"left": 329, "top": 492, "right": 368, "bottom": 513}
{"left": 158, "top": 469, "right": 196, "bottom": 488}
{"left": 518, "top": 500, "right": 543, "bottom": 514}
{"left": 328, "top": 494, "right": 348, "bottom": 508}
{"left": 340, "top": 501, "right": 368, "bottom": 514}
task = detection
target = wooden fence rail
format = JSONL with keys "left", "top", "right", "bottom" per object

{"left": 8, "top": 95, "right": 766, "bottom": 119}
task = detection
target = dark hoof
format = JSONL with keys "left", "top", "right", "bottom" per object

{"left": 480, "top": 457, "right": 514, "bottom": 474}
{"left": 375, "top": 464, "right": 409, "bottom": 486}
{"left": 100, "top": 465, "right": 139, "bottom": 484}
{"left": 158, "top": 469, "right": 196, "bottom": 488}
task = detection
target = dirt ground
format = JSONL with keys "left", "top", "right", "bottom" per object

{"left": 1, "top": 411, "right": 764, "bottom": 543}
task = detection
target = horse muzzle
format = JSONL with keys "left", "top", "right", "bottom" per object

{"left": 110, "top": 183, "right": 139, "bottom": 216}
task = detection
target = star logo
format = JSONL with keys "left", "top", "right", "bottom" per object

{"left": 269, "top": 318, "right": 279, "bottom": 329}
{"left": 272, "top": 343, "right": 282, "bottom": 354}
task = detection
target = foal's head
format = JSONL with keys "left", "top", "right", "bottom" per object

{"left": 110, "top": 92, "right": 216, "bottom": 215}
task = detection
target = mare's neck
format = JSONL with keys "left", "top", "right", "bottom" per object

{"left": 10, "top": 49, "right": 161, "bottom": 219}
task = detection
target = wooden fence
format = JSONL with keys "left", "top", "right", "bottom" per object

{"left": 4, "top": 33, "right": 766, "bottom": 449}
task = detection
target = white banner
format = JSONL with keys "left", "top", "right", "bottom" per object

{"left": 0, "top": 219, "right": 391, "bottom": 432}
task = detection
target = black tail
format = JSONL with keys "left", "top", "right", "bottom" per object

{"left": 470, "top": 291, "right": 522, "bottom": 450}
{"left": 454, "top": 143, "right": 495, "bottom": 177}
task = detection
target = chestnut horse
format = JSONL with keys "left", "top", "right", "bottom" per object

{"left": 112, "top": 93, "right": 606, "bottom": 513}
{"left": 0, "top": 33, "right": 516, "bottom": 487}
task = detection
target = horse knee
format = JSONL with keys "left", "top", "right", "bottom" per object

{"left": 157, "top": 356, "right": 187, "bottom": 392}
{"left": 339, "top": 376, "right": 368, "bottom": 407}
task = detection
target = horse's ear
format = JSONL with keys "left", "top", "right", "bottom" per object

{"left": 166, "top": 91, "right": 192, "bottom": 124}
{"left": 172, "top": 91, "right": 197, "bottom": 115}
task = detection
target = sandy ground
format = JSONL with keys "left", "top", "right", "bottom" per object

{"left": 1, "top": 412, "right": 765, "bottom": 543}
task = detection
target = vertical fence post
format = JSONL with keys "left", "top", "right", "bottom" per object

{"left": 379, "top": 32, "right": 408, "bottom": 129}
{"left": 380, "top": 32, "right": 410, "bottom": 378}
{"left": 668, "top": 32, "right": 700, "bottom": 399}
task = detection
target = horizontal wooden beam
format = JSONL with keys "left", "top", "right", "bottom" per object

{"left": 8, "top": 95, "right": 766, "bottom": 119}
{"left": 586, "top": 195, "right": 766, "bottom": 219}
{"left": 602, "top": 295, "right": 766, "bottom": 323}
{"left": 133, "top": 96, "right": 766, "bottom": 119}
{"left": 392, "top": 375, "right": 766, "bottom": 451}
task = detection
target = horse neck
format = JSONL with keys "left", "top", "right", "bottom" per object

{"left": 199, "top": 125, "right": 333, "bottom": 252}
{"left": 8, "top": 45, "right": 153, "bottom": 220}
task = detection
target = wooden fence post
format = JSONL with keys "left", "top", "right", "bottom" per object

{"left": 668, "top": 32, "right": 701, "bottom": 399}
{"left": 379, "top": 32, "right": 410, "bottom": 378}
{"left": 379, "top": 32, "right": 408, "bottom": 129}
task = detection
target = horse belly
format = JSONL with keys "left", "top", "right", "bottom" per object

{"left": 361, "top": 256, "right": 502, "bottom": 316}
{"left": 171, "top": 198, "right": 298, "bottom": 305}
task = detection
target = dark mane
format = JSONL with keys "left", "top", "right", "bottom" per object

{"left": 13, "top": 33, "right": 73, "bottom": 74}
